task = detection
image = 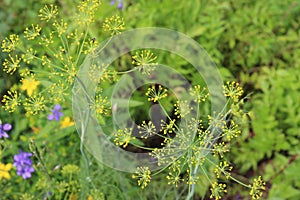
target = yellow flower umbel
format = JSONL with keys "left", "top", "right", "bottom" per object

{"left": 90, "top": 94, "right": 110, "bottom": 116}
{"left": 214, "top": 161, "right": 233, "bottom": 179}
{"left": 189, "top": 85, "right": 209, "bottom": 103}
{"left": 166, "top": 162, "right": 184, "bottom": 187}
{"left": 1, "top": 90, "right": 21, "bottom": 112}
{"left": 114, "top": 128, "right": 135, "bottom": 148}
{"left": 222, "top": 120, "right": 241, "bottom": 141}
{"left": 132, "top": 50, "right": 157, "bottom": 75}
{"left": 137, "top": 121, "right": 156, "bottom": 139}
{"left": 145, "top": 85, "right": 168, "bottom": 103}
{"left": 223, "top": 81, "right": 243, "bottom": 102}
{"left": 61, "top": 117, "right": 75, "bottom": 128}
{"left": 39, "top": 4, "right": 58, "bottom": 22}
{"left": 61, "top": 164, "right": 79, "bottom": 176}
{"left": 49, "top": 80, "right": 69, "bottom": 103}
{"left": 210, "top": 182, "right": 227, "bottom": 200}
{"left": 53, "top": 19, "right": 67, "bottom": 36}
{"left": 23, "top": 95, "right": 46, "bottom": 115}
{"left": 88, "top": 64, "right": 113, "bottom": 84}
{"left": 20, "top": 77, "right": 40, "bottom": 96}
{"left": 213, "top": 142, "right": 229, "bottom": 158}
{"left": 1, "top": 34, "right": 19, "bottom": 53}
{"left": 160, "top": 119, "right": 176, "bottom": 134}
{"left": 0, "top": 163, "right": 13, "bottom": 180}
{"left": 174, "top": 100, "right": 193, "bottom": 118}
{"left": 3, "top": 54, "right": 21, "bottom": 75}
{"left": 102, "top": 15, "right": 125, "bottom": 36}
{"left": 22, "top": 48, "right": 37, "bottom": 64}
{"left": 24, "top": 24, "right": 42, "bottom": 40}
{"left": 132, "top": 167, "right": 151, "bottom": 189}
{"left": 250, "top": 176, "right": 266, "bottom": 199}
{"left": 39, "top": 32, "right": 54, "bottom": 47}
{"left": 76, "top": 0, "right": 101, "bottom": 25}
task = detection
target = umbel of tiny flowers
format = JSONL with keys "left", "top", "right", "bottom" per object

{"left": 13, "top": 150, "right": 35, "bottom": 179}
{"left": 132, "top": 166, "right": 151, "bottom": 189}
{"left": 48, "top": 104, "right": 64, "bottom": 121}
{"left": 250, "top": 176, "right": 266, "bottom": 199}
{"left": 128, "top": 82, "right": 266, "bottom": 199}
{"left": 102, "top": 15, "right": 125, "bottom": 36}
{"left": 132, "top": 50, "right": 158, "bottom": 75}
{"left": 0, "top": 121, "right": 12, "bottom": 138}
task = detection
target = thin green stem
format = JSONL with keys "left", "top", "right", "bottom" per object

{"left": 94, "top": 36, "right": 113, "bottom": 57}
{"left": 117, "top": 68, "right": 138, "bottom": 74}
{"left": 130, "top": 143, "right": 155, "bottom": 151}
{"left": 75, "top": 25, "right": 89, "bottom": 66}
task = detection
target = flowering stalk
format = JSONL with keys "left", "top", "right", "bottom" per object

{"left": 124, "top": 82, "right": 265, "bottom": 199}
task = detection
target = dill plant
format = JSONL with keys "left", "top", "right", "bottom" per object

{"left": 112, "top": 73, "right": 266, "bottom": 199}
{"left": 0, "top": 0, "right": 267, "bottom": 199}
{"left": 0, "top": 0, "right": 125, "bottom": 199}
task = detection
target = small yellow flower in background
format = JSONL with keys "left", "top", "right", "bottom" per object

{"left": 49, "top": 81, "right": 69, "bottom": 103}
{"left": 132, "top": 50, "right": 157, "bottom": 66}
{"left": 187, "top": 175, "right": 199, "bottom": 185}
{"left": 60, "top": 117, "right": 75, "bottom": 128}
{"left": 0, "top": 163, "right": 13, "bottom": 180}
{"left": 61, "top": 164, "right": 79, "bottom": 176}
{"left": 20, "top": 77, "right": 40, "bottom": 96}
{"left": 166, "top": 161, "right": 183, "bottom": 187}
{"left": 87, "top": 195, "right": 93, "bottom": 200}
{"left": 31, "top": 126, "right": 41, "bottom": 134}
{"left": 83, "top": 38, "right": 99, "bottom": 56}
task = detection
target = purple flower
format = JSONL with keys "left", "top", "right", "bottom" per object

{"left": 13, "top": 150, "right": 35, "bottom": 179}
{"left": 42, "top": 191, "right": 52, "bottom": 200}
{"left": 0, "top": 122, "right": 12, "bottom": 138}
{"left": 110, "top": 0, "right": 124, "bottom": 10}
{"left": 48, "top": 104, "right": 64, "bottom": 121}
{"left": 117, "top": 2, "right": 123, "bottom": 9}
